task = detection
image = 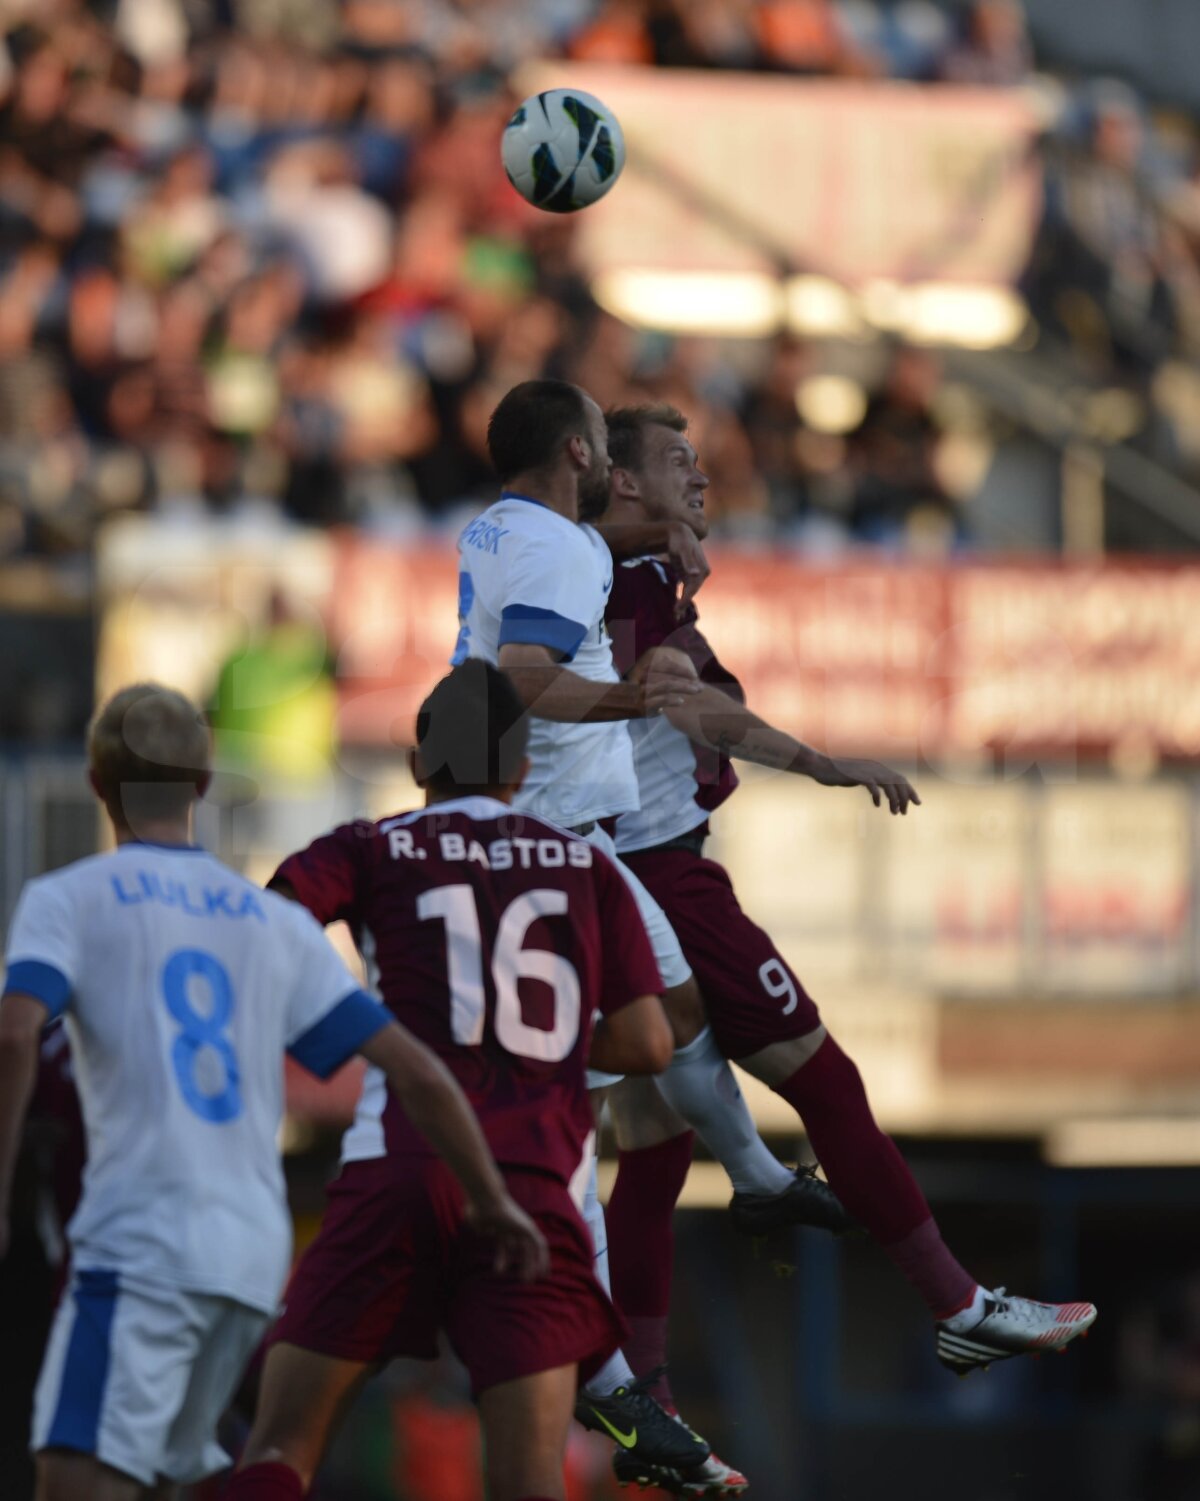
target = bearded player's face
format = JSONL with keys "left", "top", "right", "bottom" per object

{"left": 577, "top": 398, "right": 613, "bottom": 521}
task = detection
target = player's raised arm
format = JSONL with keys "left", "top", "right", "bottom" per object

{"left": 594, "top": 518, "right": 710, "bottom": 615}
{"left": 598, "top": 404, "right": 917, "bottom": 814}
{"left": 499, "top": 641, "right": 699, "bottom": 723}
{"left": 632, "top": 647, "right": 921, "bottom": 815}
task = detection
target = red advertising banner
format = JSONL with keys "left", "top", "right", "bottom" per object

{"left": 329, "top": 540, "right": 1200, "bottom": 762}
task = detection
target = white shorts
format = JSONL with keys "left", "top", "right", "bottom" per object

{"left": 33, "top": 1266, "right": 269, "bottom": 1486}
{"left": 581, "top": 823, "right": 689, "bottom": 1090}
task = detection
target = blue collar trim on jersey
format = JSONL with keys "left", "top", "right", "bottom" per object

{"left": 500, "top": 489, "right": 549, "bottom": 509}
{"left": 118, "top": 839, "right": 207, "bottom": 853}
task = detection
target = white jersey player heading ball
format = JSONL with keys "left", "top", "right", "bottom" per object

{"left": 449, "top": 381, "right": 850, "bottom": 1489}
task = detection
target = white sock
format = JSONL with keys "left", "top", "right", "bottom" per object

{"left": 941, "top": 1285, "right": 987, "bottom": 1332}
{"left": 580, "top": 1155, "right": 637, "bottom": 1395}
{"left": 656, "top": 1026, "right": 794, "bottom": 1196}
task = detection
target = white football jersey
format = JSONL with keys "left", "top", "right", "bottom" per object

{"left": 453, "top": 492, "right": 638, "bottom": 828}
{"left": 3, "top": 842, "right": 389, "bottom": 1314}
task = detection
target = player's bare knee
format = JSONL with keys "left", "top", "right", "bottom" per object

{"left": 662, "top": 977, "right": 707, "bottom": 1048}
{"left": 737, "top": 1025, "right": 828, "bottom": 1086}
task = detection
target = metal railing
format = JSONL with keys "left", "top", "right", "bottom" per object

{"left": 1, "top": 757, "right": 96, "bottom": 934}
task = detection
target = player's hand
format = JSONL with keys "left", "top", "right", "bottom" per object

{"left": 629, "top": 646, "right": 702, "bottom": 717}
{"left": 666, "top": 521, "right": 710, "bottom": 618}
{"left": 465, "top": 1192, "right": 551, "bottom": 1282}
{"left": 821, "top": 758, "right": 921, "bottom": 815}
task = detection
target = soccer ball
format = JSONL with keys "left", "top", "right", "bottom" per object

{"left": 501, "top": 88, "right": 625, "bottom": 214}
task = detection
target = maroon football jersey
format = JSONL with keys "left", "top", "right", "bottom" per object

{"left": 273, "top": 796, "right": 663, "bottom": 1185}
{"left": 606, "top": 557, "right": 741, "bottom": 851}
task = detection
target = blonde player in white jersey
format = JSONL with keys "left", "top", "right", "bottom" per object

{"left": 0, "top": 684, "right": 546, "bottom": 1501}
{"left": 452, "top": 380, "right": 844, "bottom": 1487}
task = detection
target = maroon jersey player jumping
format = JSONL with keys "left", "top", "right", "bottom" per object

{"left": 598, "top": 404, "right": 1096, "bottom": 1430}
{"left": 224, "top": 662, "right": 675, "bottom": 1501}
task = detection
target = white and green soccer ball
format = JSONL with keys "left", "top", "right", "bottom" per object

{"left": 501, "top": 88, "right": 625, "bottom": 213}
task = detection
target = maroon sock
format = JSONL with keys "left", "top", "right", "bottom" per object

{"left": 606, "top": 1130, "right": 694, "bottom": 1406}
{"left": 773, "top": 1036, "right": 976, "bottom": 1318}
{"left": 884, "top": 1218, "right": 980, "bottom": 1320}
{"left": 223, "top": 1462, "right": 305, "bottom": 1499}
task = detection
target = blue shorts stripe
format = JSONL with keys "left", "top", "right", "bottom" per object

{"left": 45, "top": 1269, "right": 120, "bottom": 1453}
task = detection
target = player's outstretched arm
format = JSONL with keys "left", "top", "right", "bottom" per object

{"left": 633, "top": 647, "right": 920, "bottom": 815}
{"left": 0, "top": 992, "right": 47, "bottom": 1261}
{"left": 588, "top": 994, "right": 674, "bottom": 1076}
{"left": 499, "top": 642, "right": 701, "bottom": 724}
{"left": 359, "top": 1023, "right": 549, "bottom": 1281}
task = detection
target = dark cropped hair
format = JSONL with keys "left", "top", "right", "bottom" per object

{"left": 415, "top": 660, "right": 529, "bottom": 796}
{"left": 487, "top": 380, "right": 589, "bottom": 483}
{"left": 605, "top": 403, "right": 689, "bottom": 473}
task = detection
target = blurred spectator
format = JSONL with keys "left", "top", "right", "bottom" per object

{"left": 871, "top": 3, "right": 953, "bottom": 82}
{"left": 844, "top": 345, "right": 961, "bottom": 549}
{"left": 660, "top": 0, "right": 760, "bottom": 70}
{"left": 939, "top": 0, "right": 1033, "bottom": 87}
{"left": 568, "top": 0, "right": 656, "bottom": 67}
{"left": 121, "top": 144, "right": 225, "bottom": 289}
{"left": 1033, "top": 82, "right": 1193, "bottom": 375}
{"left": 351, "top": 55, "right": 436, "bottom": 200}
{"left": 741, "top": 337, "right": 840, "bottom": 534}
{"left": 753, "top": 0, "right": 880, "bottom": 76}
{"left": 263, "top": 140, "right": 393, "bottom": 302}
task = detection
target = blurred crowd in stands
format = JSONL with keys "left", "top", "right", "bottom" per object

{"left": 3, "top": 0, "right": 1200, "bottom": 570}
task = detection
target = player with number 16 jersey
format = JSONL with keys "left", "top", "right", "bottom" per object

{"left": 274, "top": 798, "right": 661, "bottom": 1193}
{"left": 260, "top": 663, "right": 672, "bottom": 1441}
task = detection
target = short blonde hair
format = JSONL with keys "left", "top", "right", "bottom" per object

{"left": 88, "top": 684, "right": 211, "bottom": 824}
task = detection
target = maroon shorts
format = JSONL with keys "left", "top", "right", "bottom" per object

{"left": 270, "top": 1157, "right": 623, "bottom": 1397}
{"left": 621, "top": 845, "right": 821, "bottom": 1060}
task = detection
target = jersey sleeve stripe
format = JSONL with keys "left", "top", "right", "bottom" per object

{"left": 498, "top": 604, "right": 588, "bottom": 661}
{"left": 3, "top": 959, "right": 71, "bottom": 1020}
{"left": 288, "top": 989, "right": 391, "bottom": 1080}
